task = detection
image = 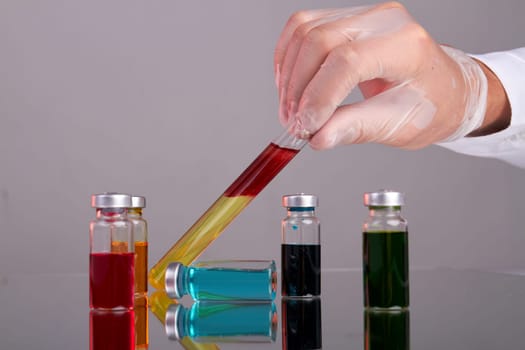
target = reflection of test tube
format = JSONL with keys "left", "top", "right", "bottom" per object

{"left": 149, "top": 128, "right": 307, "bottom": 290}
{"left": 90, "top": 309, "right": 135, "bottom": 350}
{"left": 134, "top": 295, "right": 149, "bottom": 349}
{"left": 364, "top": 310, "right": 410, "bottom": 350}
{"left": 165, "top": 260, "right": 277, "bottom": 301}
{"left": 282, "top": 297, "right": 322, "bottom": 350}
{"left": 150, "top": 291, "right": 220, "bottom": 350}
{"left": 166, "top": 301, "right": 278, "bottom": 343}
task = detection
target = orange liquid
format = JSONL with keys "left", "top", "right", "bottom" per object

{"left": 111, "top": 241, "right": 129, "bottom": 253}
{"left": 135, "top": 241, "right": 148, "bottom": 295}
{"left": 134, "top": 295, "right": 149, "bottom": 349}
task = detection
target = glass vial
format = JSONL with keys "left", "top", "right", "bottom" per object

{"left": 281, "top": 194, "right": 321, "bottom": 297}
{"left": 90, "top": 193, "right": 134, "bottom": 310}
{"left": 165, "top": 301, "right": 277, "bottom": 343}
{"left": 128, "top": 195, "right": 148, "bottom": 296}
{"left": 363, "top": 190, "right": 409, "bottom": 310}
{"left": 364, "top": 310, "right": 410, "bottom": 350}
{"left": 165, "top": 260, "right": 277, "bottom": 301}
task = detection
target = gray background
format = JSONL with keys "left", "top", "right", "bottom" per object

{"left": 1, "top": 0, "right": 524, "bottom": 275}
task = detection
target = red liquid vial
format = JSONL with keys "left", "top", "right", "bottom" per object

{"left": 90, "top": 193, "right": 134, "bottom": 310}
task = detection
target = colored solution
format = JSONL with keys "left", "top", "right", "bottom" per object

{"left": 365, "top": 310, "right": 410, "bottom": 350}
{"left": 149, "top": 291, "right": 221, "bottom": 350}
{"left": 135, "top": 241, "right": 148, "bottom": 295}
{"left": 90, "top": 252, "right": 135, "bottom": 309}
{"left": 363, "top": 231, "right": 409, "bottom": 309}
{"left": 134, "top": 295, "right": 149, "bottom": 349}
{"left": 282, "top": 297, "right": 322, "bottom": 350}
{"left": 184, "top": 264, "right": 277, "bottom": 300}
{"left": 281, "top": 244, "right": 321, "bottom": 297}
{"left": 90, "top": 309, "right": 135, "bottom": 350}
{"left": 149, "top": 142, "right": 300, "bottom": 290}
{"left": 111, "top": 241, "right": 129, "bottom": 253}
{"left": 174, "top": 302, "right": 277, "bottom": 343}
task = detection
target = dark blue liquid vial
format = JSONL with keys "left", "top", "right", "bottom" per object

{"left": 281, "top": 194, "right": 321, "bottom": 297}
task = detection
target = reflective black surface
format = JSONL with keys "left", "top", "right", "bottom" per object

{"left": 1, "top": 268, "right": 524, "bottom": 349}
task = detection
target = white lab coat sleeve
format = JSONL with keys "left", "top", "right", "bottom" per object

{"left": 437, "top": 47, "right": 525, "bottom": 168}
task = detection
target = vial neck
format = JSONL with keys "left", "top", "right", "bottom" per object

{"left": 96, "top": 208, "right": 127, "bottom": 220}
{"left": 368, "top": 206, "right": 401, "bottom": 217}
{"left": 287, "top": 208, "right": 315, "bottom": 217}
{"left": 128, "top": 208, "right": 143, "bottom": 217}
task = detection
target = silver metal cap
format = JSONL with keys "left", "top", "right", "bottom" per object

{"left": 130, "top": 196, "right": 146, "bottom": 208}
{"left": 364, "top": 190, "right": 405, "bottom": 207}
{"left": 165, "top": 262, "right": 183, "bottom": 299}
{"left": 282, "top": 193, "right": 318, "bottom": 208}
{"left": 165, "top": 304, "right": 182, "bottom": 340}
{"left": 91, "top": 193, "right": 131, "bottom": 208}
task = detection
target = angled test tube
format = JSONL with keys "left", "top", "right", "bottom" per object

{"left": 149, "top": 126, "right": 307, "bottom": 290}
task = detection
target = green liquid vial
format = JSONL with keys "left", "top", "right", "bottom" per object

{"left": 363, "top": 190, "right": 409, "bottom": 310}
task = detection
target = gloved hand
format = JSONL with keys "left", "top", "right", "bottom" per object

{"left": 274, "top": 2, "right": 488, "bottom": 150}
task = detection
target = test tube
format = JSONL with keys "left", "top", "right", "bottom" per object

{"left": 149, "top": 127, "right": 307, "bottom": 290}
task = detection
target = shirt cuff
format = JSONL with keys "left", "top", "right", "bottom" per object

{"left": 437, "top": 48, "right": 525, "bottom": 168}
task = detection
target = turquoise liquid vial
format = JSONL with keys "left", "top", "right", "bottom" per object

{"left": 165, "top": 260, "right": 277, "bottom": 301}
{"left": 165, "top": 301, "right": 278, "bottom": 343}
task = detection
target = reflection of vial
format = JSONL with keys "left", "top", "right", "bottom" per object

{"left": 128, "top": 195, "right": 148, "bottom": 296}
{"left": 149, "top": 292, "right": 220, "bottom": 350}
{"left": 90, "top": 193, "right": 134, "bottom": 310}
{"left": 134, "top": 294, "right": 149, "bottom": 350}
{"left": 365, "top": 310, "right": 410, "bottom": 350}
{"left": 281, "top": 194, "right": 321, "bottom": 297}
{"left": 363, "top": 190, "right": 409, "bottom": 309}
{"left": 165, "top": 301, "right": 278, "bottom": 343}
{"left": 281, "top": 297, "right": 322, "bottom": 350}
{"left": 165, "top": 260, "right": 277, "bottom": 301}
{"left": 90, "top": 309, "right": 135, "bottom": 350}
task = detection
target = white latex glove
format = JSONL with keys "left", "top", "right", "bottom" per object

{"left": 274, "top": 2, "right": 487, "bottom": 150}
